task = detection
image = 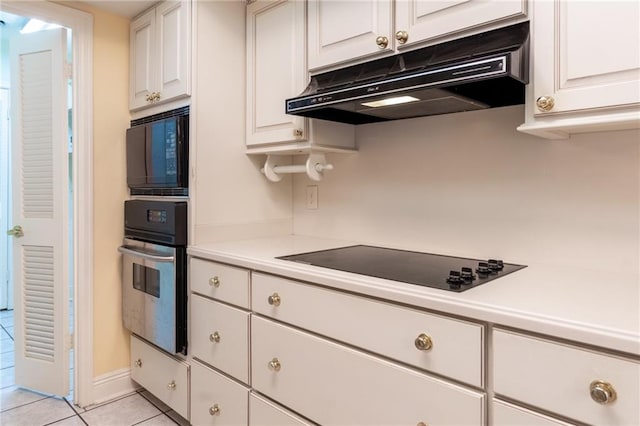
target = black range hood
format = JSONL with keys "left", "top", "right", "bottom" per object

{"left": 286, "top": 22, "right": 529, "bottom": 125}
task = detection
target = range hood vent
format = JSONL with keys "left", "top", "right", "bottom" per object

{"left": 286, "top": 22, "right": 529, "bottom": 125}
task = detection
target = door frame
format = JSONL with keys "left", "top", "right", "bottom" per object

{"left": 2, "top": 1, "right": 94, "bottom": 407}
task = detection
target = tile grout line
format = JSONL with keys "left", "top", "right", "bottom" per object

{"left": 0, "top": 395, "right": 51, "bottom": 414}
{"left": 64, "top": 398, "right": 90, "bottom": 425}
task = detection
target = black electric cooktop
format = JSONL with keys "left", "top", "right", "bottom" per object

{"left": 277, "top": 245, "right": 526, "bottom": 292}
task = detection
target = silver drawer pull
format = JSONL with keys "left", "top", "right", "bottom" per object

{"left": 135, "top": 358, "right": 142, "bottom": 368}
{"left": 414, "top": 333, "right": 433, "bottom": 351}
{"left": 209, "top": 404, "right": 221, "bottom": 416}
{"left": 590, "top": 380, "right": 617, "bottom": 404}
{"left": 268, "top": 358, "right": 281, "bottom": 372}
{"left": 268, "top": 293, "right": 281, "bottom": 306}
{"left": 167, "top": 380, "right": 176, "bottom": 390}
{"left": 209, "top": 276, "right": 220, "bottom": 287}
{"left": 209, "top": 331, "right": 221, "bottom": 343}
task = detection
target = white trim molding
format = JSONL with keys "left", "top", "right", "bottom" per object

{"left": 1, "top": 1, "right": 94, "bottom": 408}
{"left": 91, "top": 368, "right": 139, "bottom": 407}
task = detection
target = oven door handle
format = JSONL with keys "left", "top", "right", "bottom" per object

{"left": 118, "top": 245, "right": 175, "bottom": 263}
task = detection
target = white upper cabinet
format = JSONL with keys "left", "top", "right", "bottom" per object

{"left": 307, "top": 0, "right": 393, "bottom": 70}
{"left": 246, "top": 0, "right": 355, "bottom": 154}
{"left": 308, "top": 0, "right": 526, "bottom": 71}
{"left": 130, "top": 1, "right": 191, "bottom": 111}
{"left": 395, "top": 0, "right": 526, "bottom": 50}
{"left": 518, "top": 1, "right": 640, "bottom": 138}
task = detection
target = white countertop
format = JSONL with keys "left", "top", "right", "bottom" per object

{"left": 188, "top": 235, "right": 640, "bottom": 356}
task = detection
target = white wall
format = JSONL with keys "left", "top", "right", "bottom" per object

{"left": 293, "top": 106, "right": 639, "bottom": 273}
{"left": 191, "top": 0, "right": 292, "bottom": 244}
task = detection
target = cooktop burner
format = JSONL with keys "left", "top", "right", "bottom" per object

{"left": 277, "top": 245, "right": 526, "bottom": 292}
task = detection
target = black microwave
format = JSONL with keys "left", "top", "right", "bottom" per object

{"left": 126, "top": 107, "right": 189, "bottom": 196}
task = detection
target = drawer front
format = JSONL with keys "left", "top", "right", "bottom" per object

{"left": 191, "top": 361, "right": 249, "bottom": 426}
{"left": 130, "top": 335, "right": 189, "bottom": 420}
{"left": 252, "top": 272, "right": 484, "bottom": 386}
{"left": 251, "top": 316, "right": 485, "bottom": 425}
{"left": 249, "top": 393, "right": 315, "bottom": 426}
{"left": 493, "top": 329, "right": 640, "bottom": 426}
{"left": 493, "top": 399, "right": 573, "bottom": 426}
{"left": 191, "top": 294, "right": 250, "bottom": 383}
{"left": 190, "top": 257, "right": 250, "bottom": 308}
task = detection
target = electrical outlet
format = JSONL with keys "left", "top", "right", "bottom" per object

{"left": 306, "top": 185, "right": 318, "bottom": 209}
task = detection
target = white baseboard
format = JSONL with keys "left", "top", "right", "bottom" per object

{"left": 90, "top": 368, "right": 140, "bottom": 406}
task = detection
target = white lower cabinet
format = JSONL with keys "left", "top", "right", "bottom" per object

{"left": 252, "top": 272, "right": 484, "bottom": 387}
{"left": 130, "top": 335, "right": 190, "bottom": 420}
{"left": 251, "top": 315, "right": 485, "bottom": 425}
{"left": 190, "top": 258, "right": 250, "bottom": 309}
{"left": 191, "top": 294, "right": 250, "bottom": 383}
{"left": 249, "top": 393, "right": 314, "bottom": 426}
{"left": 492, "top": 400, "right": 573, "bottom": 426}
{"left": 191, "top": 360, "right": 249, "bottom": 426}
{"left": 493, "top": 329, "right": 640, "bottom": 426}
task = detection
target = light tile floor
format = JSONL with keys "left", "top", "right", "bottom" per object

{"left": 0, "top": 309, "right": 189, "bottom": 426}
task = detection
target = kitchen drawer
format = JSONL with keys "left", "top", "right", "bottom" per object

{"left": 249, "top": 393, "right": 315, "bottom": 426}
{"left": 493, "top": 329, "right": 640, "bottom": 426}
{"left": 191, "top": 360, "right": 249, "bottom": 426}
{"left": 191, "top": 294, "right": 250, "bottom": 384}
{"left": 493, "top": 399, "right": 573, "bottom": 426}
{"left": 251, "top": 316, "right": 485, "bottom": 425}
{"left": 190, "top": 257, "right": 250, "bottom": 308}
{"left": 130, "top": 335, "right": 189, "bottom": 420}
{"left": 252, "top": 272, "right": 484, "bottom": 386}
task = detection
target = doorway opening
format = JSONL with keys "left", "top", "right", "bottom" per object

{"left": 0, "top": 10, "right": 75, "bottom": 403}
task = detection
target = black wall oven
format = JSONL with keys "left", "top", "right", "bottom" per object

{"left": 118, "top": 200, "right": 187, "bottom": 355}
{"left": 126, "top": 107, "right": 189, "bottom": 196}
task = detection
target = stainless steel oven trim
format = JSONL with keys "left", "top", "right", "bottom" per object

{"left": 120, "top": 237, "right": 184, "bottom": 354}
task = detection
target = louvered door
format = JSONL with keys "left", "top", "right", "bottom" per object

{"left": 10, "top": 28, "right": 70, "bottom": 397}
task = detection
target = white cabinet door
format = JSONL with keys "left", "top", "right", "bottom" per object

{"left": 532, "top": 1, "right": 639, "bottom": 115}
{"left": 519, "top": 0, "right": 640, "bottom": 138}
{"left": 245, "top": 0, "right": 356, "bottom": 154}
{"left": 130, "top": 8, "right": 156, "bottom": 110}
{"left": 156, "top": 0, "right": 191, "bottom": 103}
{"left": 130, "top": 335, "right": 190, "bottom": 420}
{"left": 129, "top": 1, "right": 191, "bottom": 111}
{"left": 189, "top": 257, "right": 250, "bottom": 309}
{"left": 307, "top": 0, "right": 393, "bottom": 70}
{"left": 251, "top": 316, "right": 485, "bottom": 425}
{"left": 246, "top": 0, "right": 306, "bottom": 146}
{"left": 493, "top": 329, "right": 640, "bottom": 426}
{"left": 395, "top": 0, "right": 526, "bottom": 49}
{"left": 191, "top": 361, "right": 249, "bottom": 426}
{"left": 191, "top": 294, "right": 250, "bottom": 383}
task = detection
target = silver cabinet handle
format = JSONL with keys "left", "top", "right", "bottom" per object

{"left": 209, "top": 276, "right": 220, "bottom": 287}
{"left": 209, "top": 332, "right": 221, "bottom": 343}
{"left": 117, "top": 246, "right": 174, "bottom": 262}
{"left": 415, "top": 333, "right": 433, "bottom": 351}
{"left": 268, "top": 358, "right": 281, "bottom": 372}
{"left": 268, "top": 293, "right": 281, "bottom": 306}
{"left": 590, "top": 380, "right": 617, "bottom": 404}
